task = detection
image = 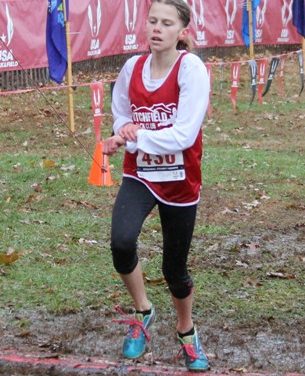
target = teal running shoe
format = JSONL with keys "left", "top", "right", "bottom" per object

{"left": 120, "top": 306, "right": 155, "bottom": 359}
{"left": 178, "top": 327, "right": 209, "bottom": 371}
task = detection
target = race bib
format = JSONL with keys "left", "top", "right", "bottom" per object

{"left": 136, "top": 151, "right": 185, "bottom": 182}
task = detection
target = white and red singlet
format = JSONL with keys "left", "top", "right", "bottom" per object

{"left": 112, "top": 52, "right": 209, "bottom": 206}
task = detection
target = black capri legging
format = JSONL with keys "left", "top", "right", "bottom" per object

{"left": 110, "top": 177, "right": 197, "bottom": 299}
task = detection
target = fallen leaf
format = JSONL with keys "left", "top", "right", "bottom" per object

{"left": 143, "top": 352, "right": 155, "bottom": 364}
{"left": 144, "top": 276, "right": 166, "bottom": 285}
{"left": 16, "top": 330, "right": 31, "bottom": 338}
{"left": 60, "top": 164, "right": 75, "bottom": 172}
{"left": 107, "top": 290, "right": 122, "bottom": 300}
{"left": 77, "top": 127, "right": 92, "bottom": 136}
{"left": 45, "top": 175, "right": 58, "bottom": 182}
{"left": 19, "top": 219, "right": 47, "bottom": 225}
{"left": 242, "top": 200, "right": 260, "bottom": 210}
{"left": 235, "top": 260, "right": 249, "bottom": 268}
{"left": 242, "top": 144, "right": 251, "bottom": 150}
{"left": 221, "top": 207, "right": 239, "bottom": 215}
{"left": 229, "top": 367, "right": 248, "bottom": 373}
{"left": 42, "top": 159, "right": 56, "bottom": 169}
{"left": 245, "top": 242, "right": 260, "bottom": 256}
{"left": 230, "top": 243, "right": 241, "bottom": 252}
{"left": 31, "top": 183, "right": 42, "bottom": 192}
{"left": 25, "top": 194, "right": 43, "bottom": 204}
{"left": 267, "top": 272, "right": 296, "bottom": 280}
{"left": 259, "top": 193, "right": 270, "bottom": 200}
{"left": 0, "top": 249, "right": 22, "bottom": 265}
{"left": 289, "top": 204, "right": 305, "bottom": 211}
{"left": 62, "top": 200, "right": 98, "bottom": 210}
{"left": 243, "top": 277, "right": 262, "bottom": 288}
{"left": 13, "top": 163, "right": 22, "bottom": 172}
{"left": 78, "top": 238, "right": 98, "bottom": 245}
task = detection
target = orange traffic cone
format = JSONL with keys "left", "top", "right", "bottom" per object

{"left": 88, "top": 142, "right": 113, "bottom": 187}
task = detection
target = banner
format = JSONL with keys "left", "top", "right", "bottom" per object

{"left": 0, "top": 0, "right": 302, "bottom": 72}
{"left": 263, "top": 57, "right": 280, "bottom": 97}
{"left": 90, "top": 81, "right": 104, "bottom": 142}
{"left": 248, "top": 59, "right": 257, "bottom": 104}
{"left": 257, "top": 58, "right": 268, "bottom": 103}
{"left": 230, "top": 62, "right": 241, "bottom": 112}
{"left": 70, "top": 0, "right": 148, "bottom": 62}
{"left": 0, "top": 1, "right": 47, "bottom": 71}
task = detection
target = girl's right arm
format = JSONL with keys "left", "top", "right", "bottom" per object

{"left": 103, "top": 135, "right": 126, "bottom": 155}
{"left": 111, "top": 56, "right": 140, "bottom": 135}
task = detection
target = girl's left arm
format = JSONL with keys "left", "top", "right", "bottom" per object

{"left": 135, "top": 54, "right": 210, "bottom": 155}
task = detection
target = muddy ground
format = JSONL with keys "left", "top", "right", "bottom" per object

{"left": 1, "top": 229, "right": 305, "bottom": 375}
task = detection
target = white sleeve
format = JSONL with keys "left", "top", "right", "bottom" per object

{"left": 111, "top": 56, "right": 140, "bottom": 135}
{"left": 135, "top": 54, "right": 210, "bottom": 155}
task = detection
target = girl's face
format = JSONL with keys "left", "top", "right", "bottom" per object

{"left": 146, "top": 2, "right": 187, "bottom": 53}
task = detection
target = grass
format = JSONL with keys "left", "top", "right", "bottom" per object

{"left": 1, "top": 61, "right": 305, "bottom": 326}
{"left": 193, "top": 270, "right": 305, "bottom": 322}
{"left": 203, "top": 146, "right": 305, "bottom": 197}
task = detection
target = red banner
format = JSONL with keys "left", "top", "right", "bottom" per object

{"left": 0, "top": 0, "right": 302, "bottom": 72}
{"left": 70, "top": 0, "right": 149, "bottom": 62}
{"left": 0, "top": 1, "right": 47, "bottom": 71}
{"left": 230, "top": 62, "right": 241, "bottom": 112}
{"left": 257, "top": 58, "right": 268, "bottom": 104}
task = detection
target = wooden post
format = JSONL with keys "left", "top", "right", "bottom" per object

{"left": 63, "top": 0, "right": 75, "bottom": 133}
{"left": 247, "top": 0, "right": 255, "bottom": 59}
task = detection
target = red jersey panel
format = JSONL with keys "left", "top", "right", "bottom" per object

{"left": 123, "top": 54, "right": 203, "bottom": 206}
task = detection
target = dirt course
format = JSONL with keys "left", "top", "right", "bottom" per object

{"left": 1, "top": 53, "right": 305, "bottom": 375}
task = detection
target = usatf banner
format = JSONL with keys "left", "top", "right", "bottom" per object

{"left": 0, "top": 0, "right": 302, "bottom": 72}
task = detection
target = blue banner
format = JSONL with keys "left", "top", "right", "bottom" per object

{"left": 46, "top": 0, "right": 69, "bottom": 84}
{"left": 292, "top": 0, "right": 305, "bottom": 38}
{"left": 242, "top": 0, "right": 261, "bottom": 47}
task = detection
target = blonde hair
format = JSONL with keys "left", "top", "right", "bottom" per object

{"left": 150, "top": 0, "right": 193, "bottom": 51}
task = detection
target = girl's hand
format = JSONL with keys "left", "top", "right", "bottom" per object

{"left": 103, "top": 135, "right": 125, "bottom": 155}
{"left": 118, "top": 123, "right": 141, "bottom": 142}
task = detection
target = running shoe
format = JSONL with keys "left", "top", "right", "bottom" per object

{"left": 178, "top": 327, "right": 209, "bottom": 371}
{"left": 120, "top": 305, "right": 155, "bottom": 359}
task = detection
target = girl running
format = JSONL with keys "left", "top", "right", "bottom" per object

{"left": 103, "top": 0, "right": 210, "bottom": 371}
